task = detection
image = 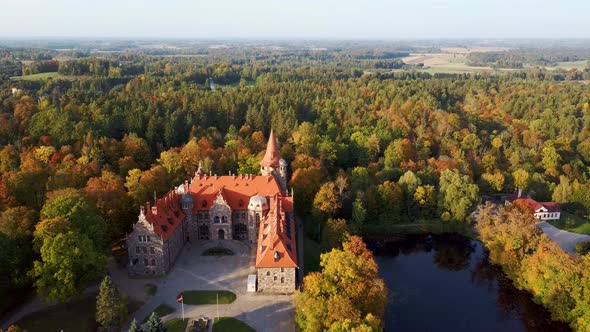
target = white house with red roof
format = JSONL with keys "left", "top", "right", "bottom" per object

{"left": 503, "top": 190, "right": 561, "bottom": 221}
{"left": 126, "top": 130, "right": 297, "bottom": 293}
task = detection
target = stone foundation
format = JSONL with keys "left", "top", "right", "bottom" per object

{"left": 256, "top": 267, "right": 296, "bottom": 293}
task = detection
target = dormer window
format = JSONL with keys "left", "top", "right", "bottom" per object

{"left": 201, "top": 200, "right": 207, "bottom": 207}
{"left": 274, "top": 252, "right": 280, "bottom": 262}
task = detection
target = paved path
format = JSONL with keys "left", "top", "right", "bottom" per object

{"left": 116, "top": 240, "right": 294, "bottom": 332}
{"left": 537, "top": 221, "right": 590, "bottom": 254}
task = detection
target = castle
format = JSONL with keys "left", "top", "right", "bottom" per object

{"left": 126, "top": 130, "right": 298, "bottom": 293}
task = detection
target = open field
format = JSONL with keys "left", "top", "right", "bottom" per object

{"left": 402, "top": 48, "right": 497, "bottom": 73}
{"left": 10, "top": 72, "right": 65, "bottom": 81}
{"left": 550, "top": 60, "right": 589, "bottom": 70}
{"left": 402, "top": 46, "right": 588, "bottom": 74}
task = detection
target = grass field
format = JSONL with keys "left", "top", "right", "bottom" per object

{"left": 177, "top": 290, "right": 236, "bottom": 305}
{"left": 550, "top": 60, "right": 589, "bottom": 70}
{"left": 10, "top": 72, "right": 65, "bottom": 81}
{"left": 142, "top": 303, "right": 175, "bottom": 323}
{"left": 145, "top": 283, "right": 158, "bottom": 296}
{"left": 16, "top": 292, "right": 143, "bottom": 332}
{"left": 549, "top": 212, "right": 590, "bottom": 235}
{"left": 165, "top": 318, "right": 189, "bottom": 332}
{"left": 213, "top": 317, "right": 255, "bottom": 332}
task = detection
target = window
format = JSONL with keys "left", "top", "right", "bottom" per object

{"left": 144, "top": 259, "right": 148, "bottom": 266}
{"left": 151, "top": 259, "right": 156, "bottom": 266}
{"left": 222, "top": 216, "right": 228, "bottom": 223}
{"left": 138, "top": 235, "right": 143, "bottom": 242}
{"left": 266, "top": 271, "right": 270, "bottom": 276}
{"left": 143, "top": 247, "right": 147, "bottom": 254}
{"left": 147, "top": 236, "right": 151, "bottom": 242}
{"left": 281, "top": 277, "right": 284, "bottom": 284}
{"left": 136, "top": 246, "right": 140, "bottom": 254}
{"left": 214, "top": 216, "right": 220, "bottom": 224}
{"left": 241, "top": 212, "right": 246, "bottom": 219}
{"left": 150, "top": 247, "right": 155, "bottom": 254}
{"left": 256, "top": 214, "right": 260, "bottom": 223}
{"left": 274, "top": 276, "right": 277, "bottom": 281}
{"left": 280, "top": 268, "right": 284, "bottom": 272}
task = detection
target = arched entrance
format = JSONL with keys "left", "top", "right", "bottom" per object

{"left": 218, "top": 229, "right": 225, "bottom": 240}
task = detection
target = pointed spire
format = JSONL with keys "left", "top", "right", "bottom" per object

{"left": 260, "top": 129, "right": 281, "bottom": 168}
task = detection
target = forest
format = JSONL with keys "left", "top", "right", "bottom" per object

{"left": 1, "top": 43, "right": 590, "bottom": 330}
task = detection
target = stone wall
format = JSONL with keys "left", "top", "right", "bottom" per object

{"left": 210, "top": 202, "right": 232, "bottom": 240}
{"left": 166, "top": 221, "right": 185, "bottom": 268}
{"left": 127, "top": 213, "right": 167, "bottom": 276}
{"left": 256, "top": 267, "right": 296, "bottom": 293}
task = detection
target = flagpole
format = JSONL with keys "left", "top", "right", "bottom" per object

{"left": 182, "top": 296, "right": 185, "bottom": 321}
{"left": 216, "top": 293, "right": 219, "bottom": 322}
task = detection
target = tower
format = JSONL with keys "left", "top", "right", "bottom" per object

{"left": 260, "top": 129, "right": 288, "bottom": 192}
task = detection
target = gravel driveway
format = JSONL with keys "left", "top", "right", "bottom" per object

{"left": 536, "top": 221, "right": 590, "bottom": 254}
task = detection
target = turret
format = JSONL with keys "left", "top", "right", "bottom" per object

{"left": 259, "top": 129, "right": 288, "bottom": 192}
{"left": 260, "top": 129, "right": 280, "bottom": 176}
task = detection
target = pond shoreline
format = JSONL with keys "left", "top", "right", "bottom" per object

{"left": 364, "top": 233, "right": 571, "bottom": 332}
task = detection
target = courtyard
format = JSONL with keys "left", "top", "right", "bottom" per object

{"left": 112, "top": 240, "right": 295, "bottom": 332}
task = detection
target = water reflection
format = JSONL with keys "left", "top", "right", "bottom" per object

{"left": 368, "top": 234, "right": 570, "bottom": 332}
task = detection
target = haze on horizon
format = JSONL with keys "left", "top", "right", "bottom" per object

{"left": 1, "top": 0, "right": 589, "bottom": 39}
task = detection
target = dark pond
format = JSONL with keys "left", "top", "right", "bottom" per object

{"left": 367, "top": 234, "right": 571, "bottom": 332}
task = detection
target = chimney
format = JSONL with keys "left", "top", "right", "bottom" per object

{"left": 518, "top": 188, "right": 522, "bottom": 198}
{"left": 184, "top": 180, "right": 189, "bottom": 192}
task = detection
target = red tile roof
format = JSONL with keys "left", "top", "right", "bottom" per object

{"left": 255, "top": 195, "right": 297, "bottom": 268}
{"left": 144, "top": 190, "right": 185, "bottom": 241}
{"left": 187, "top": 174, "right": 288, "bottom": 211}
{"left": 515, "top": 197, "right": 560, "bottom": 213}
{"left": 540, "top": 202, "right": 560, "bottom": 212}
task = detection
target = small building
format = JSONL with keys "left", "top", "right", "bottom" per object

{"left": 503, "top": 190, "right": 560, "bottom": 221}
{"left": 247, "top": 274, "right": 256, "bottom": 293}
{"left": 515, "top": 198, "right": 561, "bottom": 221}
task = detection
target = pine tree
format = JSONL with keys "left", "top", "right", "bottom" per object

{"left": 128, "top": 319, "right": 143, "bottom": 332}
{"left": 96, "top": 275, "right": 127, "bottom": 332}
{"left": 144, "top": 312, "right": 166, "bottom": 332}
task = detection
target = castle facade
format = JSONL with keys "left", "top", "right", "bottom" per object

{"left": 126, "top": 130, "right": 297, "bottom": 293}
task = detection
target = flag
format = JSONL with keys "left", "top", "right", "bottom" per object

{"left": 176, "top": 296, "right": 183, "bottom": 303}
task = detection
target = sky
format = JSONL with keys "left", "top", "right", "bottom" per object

{"left": 1, "top": 0, "right": 589, "bottom": 39}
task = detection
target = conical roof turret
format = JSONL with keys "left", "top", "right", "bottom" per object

{"left": 260, "top": 129, "right": 281, "bottom": 168}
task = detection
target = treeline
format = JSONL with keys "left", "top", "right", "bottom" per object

{"left": 0, "top": 50, "right": 590, "bottom": 316}
{"left": 468, "top": 49, "right": 590, "bottom": 68}
{"left": 21, "top": 60, "right": 59, "bottom": 76}
{"left": 476, "top": 203, "right": 590, "bottom": 331}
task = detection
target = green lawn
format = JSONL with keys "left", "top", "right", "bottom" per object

{"left": 165, "top": 318, "right": 189, "bottom": 332}
{"left": 549, "top": 212, "right": 590, "bottom": 235}
{"left": 213, "top": 317, "right": 255, "bottom": 332}
{"left": 178, "top": 290, "right": 236, "bottom": 305}
{"left": 10, "top": 72, "right": 64, "bottom": 81}
{"left": 142, "top": 303, "right": 175, "bottom": 323}
{"left": 16, "top": 292, "right": 143, "bottom": 332}
{"left": 202, "top": 247, "right": 235, "bottom": 256}
{"left": 145, "top": 283, "right": 158, "bottom": 296}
